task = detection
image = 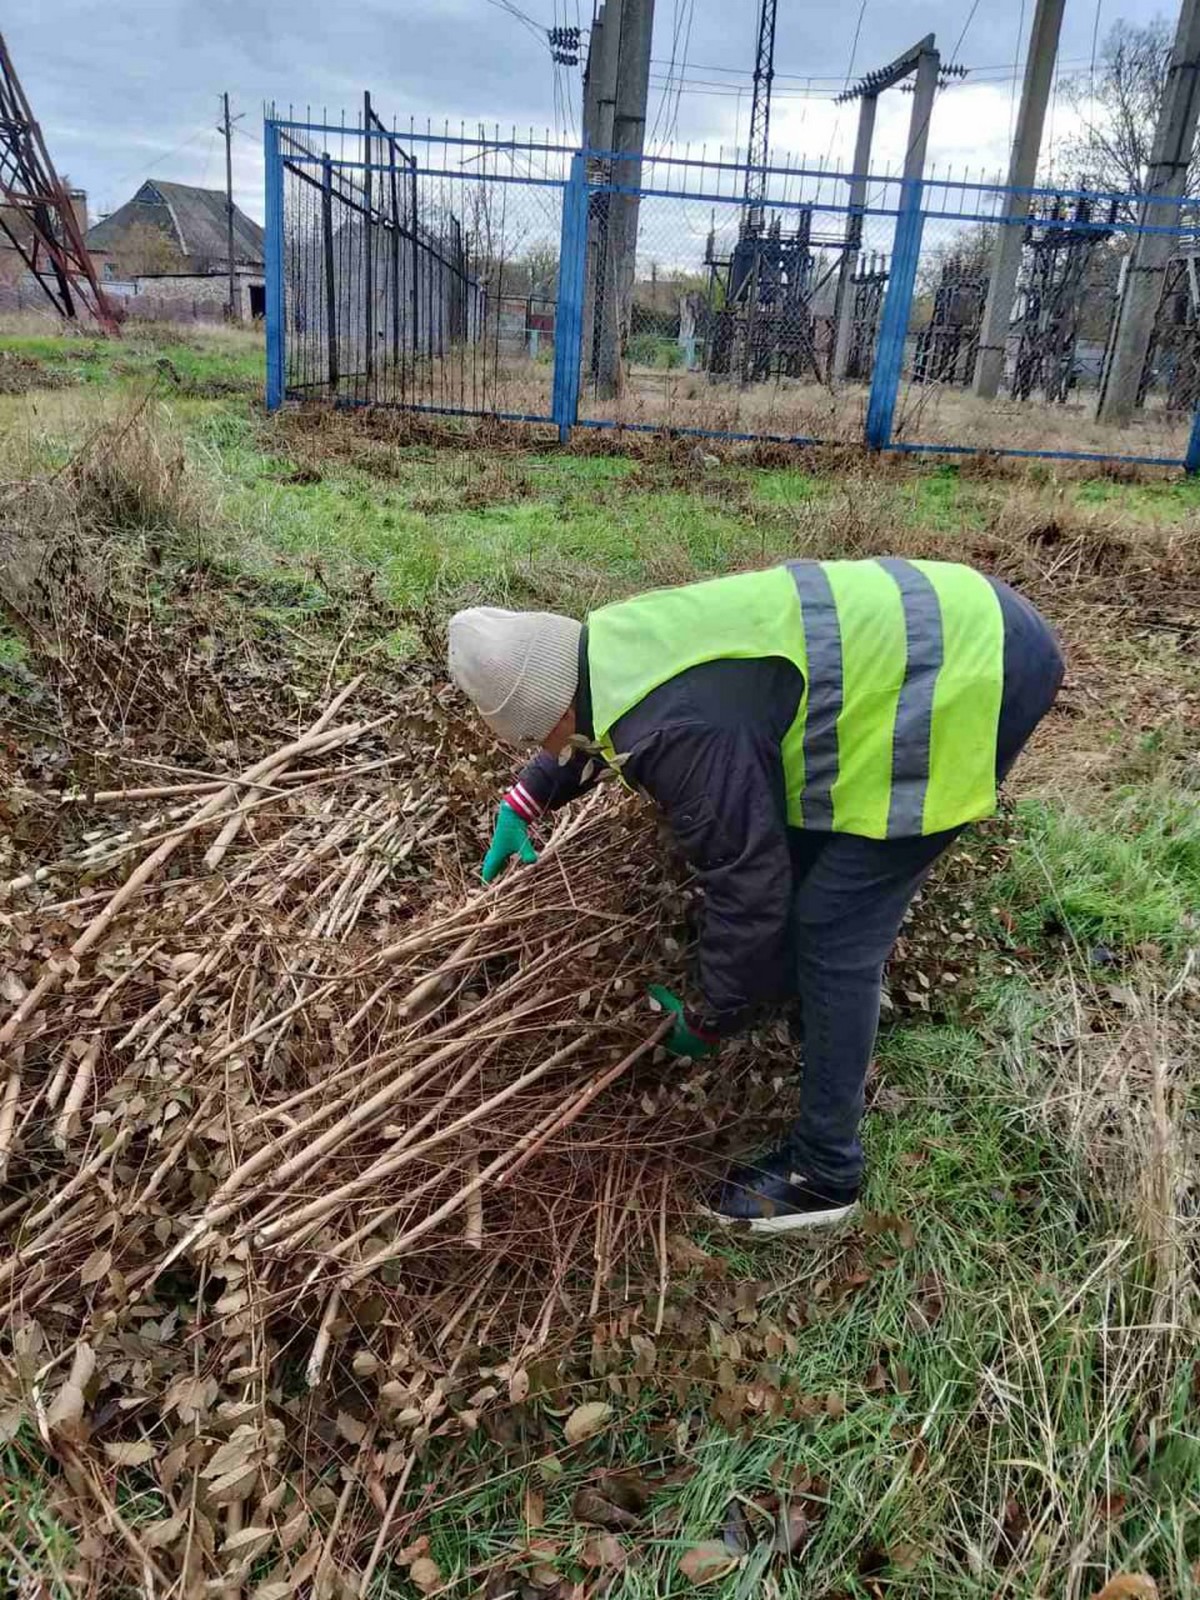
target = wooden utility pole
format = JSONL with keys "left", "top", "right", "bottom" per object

{"left": 222, "top": 92, "right": 238, "bottom": 321}
{"left": 973, "top": 0, "right": 1066, "bottom": 398}
{"left": 1099, "top": 0, "right": 1200, "bottom": 424}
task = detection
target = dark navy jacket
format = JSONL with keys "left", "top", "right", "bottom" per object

{"left": 512, "top": 577, "right": 1063, "bottom": 1037}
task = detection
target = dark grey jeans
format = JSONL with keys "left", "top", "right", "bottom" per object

{"left": 785, "top": 577, "right": 1065, "bottom": 1191}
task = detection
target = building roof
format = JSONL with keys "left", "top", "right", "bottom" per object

{"left": 86, "top": 180, "right": 263, "bottom": 268}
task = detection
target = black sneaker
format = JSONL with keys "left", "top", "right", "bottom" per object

{"left": 704, "top": 1148, "right": 859, "bottom": 1236}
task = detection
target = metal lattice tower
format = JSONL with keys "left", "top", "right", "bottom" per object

{"left": 744, "top": 0, "right": 778, "bottom": 231}
{"left": 0, "top": 32, "right": 118, "bottom": 333}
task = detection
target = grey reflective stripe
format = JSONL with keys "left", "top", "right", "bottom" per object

{"left": 876, "top": 557, "right": 944, "bottom": 836}
{"left": 787, "top": 562, "right": 843, "bottom": 829}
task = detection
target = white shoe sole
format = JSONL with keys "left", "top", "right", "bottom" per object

{"left": 700, "top": 1200, "right": 858, "bottom": 1237}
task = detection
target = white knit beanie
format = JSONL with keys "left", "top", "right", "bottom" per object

{"left": 448, "top": 606, "right": 582, "bottom": 745}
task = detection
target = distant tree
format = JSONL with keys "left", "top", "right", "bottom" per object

{"left": 915, "top": 222, "right": 996, "bottom": 310}
{"left": 1060, "top": 19, "right": 1200, "bottom": 206}
{"left": 520, "top": 241, "right": 559, "bottom": 298}
{"left": 113, "top": 222, "right": 185, "bottom": 277}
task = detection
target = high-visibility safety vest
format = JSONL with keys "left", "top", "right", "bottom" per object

{"left": 587, "top": 559, "right": 1006, "bottom": 840}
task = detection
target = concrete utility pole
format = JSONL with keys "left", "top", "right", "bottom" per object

{"left": 832, "top": 93, "right": 878, "bottom": 380}
{"left": 902, "top": 40, "right": 941, "bottom": 186}
{"left": 221, "top": 92, "right": 238, "bottom": 321}
{"left": 1099, "top": 0, "right": 1200, "bottom": 424}
{"left": 594, "top": 0, "right": 654, "bottom": 397}
{"left": 582, "top": 2, "right": 620, "bottom": 376}
{"left": 830, "top": 36, "right": 939, "bottom": 383}
{"left": 973, "top": 0, "right": 1066, "bottom": 399}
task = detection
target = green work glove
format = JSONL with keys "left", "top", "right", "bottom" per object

{"left": 648, "top": 984, "right": 718, "bottom": 1060}
{"left": 482, "top": 801, "right": 538, "bottom": 884}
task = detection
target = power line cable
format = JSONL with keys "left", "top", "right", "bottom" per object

{"left": 1008, "top": 0, "right": 1026, "bottom": 153}
{"left": 1087, "top": 0, "right": 1104, "bottom": 172}
{"left": 485, "top": 0, "right": 546, "bottom": 45}
{"left": 648, "top": 0, "right": 686, "bottom": 152}
{"left": 825, "top": 0, "right": 869, "bottom": 168}
{"left": 664, "top": 0, "right": 697, "bottom": 146}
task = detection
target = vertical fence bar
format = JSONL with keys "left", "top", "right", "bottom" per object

{"left": 264, "top": 119, "right": 285, "bottom": 412}
{"left": 321, "top": 153, "right": 338, "bottom": 397}
{"left": 552, "top": 153, "right": 589, "bottom": 442}
{"left": 866, "top": 178, "right": 925, "bottom": 452}
{"left": 363, "top": 93, "right": 375, "bottom": 398}
{"left": 388, "top": 134, "right": 401, "bottom": 397}
{"left": 1186, "top": 401, "right": 1200, "bottom": 475}
{"left": 410, "top": 157, "right": 420, "bottom": 360}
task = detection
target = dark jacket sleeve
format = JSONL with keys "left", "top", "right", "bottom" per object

{"left": 620, "top": 716, "right": 795, "bottom": 1038}
{"left": 507, "top": 747, "right": 604, "bottom": 819}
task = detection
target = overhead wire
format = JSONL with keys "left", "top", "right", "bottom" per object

{"left": 1088, "top": 0, "right": 1104, "bottom": 174}
{"left": 1008, "top": 0, "right": 1027, "bottom": 154}
{"left": 663, "top": 0, "right": 697, "bottom": 147}
{"left": 825, "top": 0, "right": 869, "bottom": 169}
{"left": 648, "top": 0, "right": 687, "bottom": 153}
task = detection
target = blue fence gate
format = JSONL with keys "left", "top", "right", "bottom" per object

{"left": 265, "top": 109, "right": 1200, "bottom": 472}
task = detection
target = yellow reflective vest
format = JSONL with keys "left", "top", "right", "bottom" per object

{"left": 587, "top": 559, "right": 1006, "bottom": 840}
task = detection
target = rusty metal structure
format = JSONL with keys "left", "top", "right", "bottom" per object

{"left": 1141, "top": 251, "right": 1200, "bottom": 412}
{"left": 1011, "top": 195, "right": 1116, "bottom": 403}
{"left": 0, "top": 32, "right": 119, "bottom": 333}
{"left": 912, "top": 255, "right": 988, "bottom": 386}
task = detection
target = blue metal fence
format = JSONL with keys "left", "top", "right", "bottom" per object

{"left": 265, "top": 112, "right": 1200, "bottom": 472}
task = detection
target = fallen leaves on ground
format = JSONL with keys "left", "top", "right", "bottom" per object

{"left": 563, "top": 1402, "right": 614, "bottom": 1446}
{"left": 1092, "top": 1579, "right": 1158, "bottom": 1600}
{"left": 679, "top": 1541, "right": 742, "bottom": 1585}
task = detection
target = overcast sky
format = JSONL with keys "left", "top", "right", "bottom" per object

{"left": 8, "top": 0, "right": 1175, "bottom": 226}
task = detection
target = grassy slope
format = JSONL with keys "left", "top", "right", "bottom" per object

{"left": 2, "top": 323, "right": 1198, "bottom": 1599}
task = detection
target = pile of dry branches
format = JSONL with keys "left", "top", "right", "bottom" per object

{"left": 0, "top": 673, "right": 777, "bottom": 1594}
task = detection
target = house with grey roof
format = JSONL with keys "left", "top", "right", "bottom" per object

{"left": 85, "top": 179, "right": 265, "bottom": 320}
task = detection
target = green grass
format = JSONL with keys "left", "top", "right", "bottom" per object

{"left": 994, "top": 791, "right": 1200, "bottom": 955}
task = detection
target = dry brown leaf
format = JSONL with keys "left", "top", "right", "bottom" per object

{"left": 564, "top": 1402, "right": 613, "bottom": 1445}
{"left": 143, "top": 1513, "right": 187, "bottom": 1550}
{"left": 278, "top": 1508, "right": 309, "bottom": 1553}
{"left": 103, "top": 1440, "right": 155, "bottom": 1466}
{"left": 581, "top": 1533, "right": 626, "bottom": 1571}
{"left": 46, "top": 1343, "right": 95, "bottom": 1434}
{"left": 773, "top": 1503, "right": 809, "bottom": 1556}
{"left": 207, "top": 1462, "right": 261, "bottom": 1504}
{"left": 80, "top": 1248, "right": 112, "bottom": 1287}
{"left": 222, "top": 1525, "right": 275, "bottom": 1559}
{"left": 524, "top": 1485, "right": 545, "bottom": 1529}
{"left": 336, "top": 1410, "right": 367, "bottom": 1445}
{"left": 678, "top": 1541, "right": 740, "bottom": 1585}
{"left": 1092, "top": 1579, "right": 1159, "bottom": 1600}
{"left": 409, "top": 1556, "right": 442, "bottom": 1593}
{"left": 508, "top": 1367, "right": 530, "bottom": 1404}
{"left": 251, "top": 1583, "right": 295, "bottom": 1600}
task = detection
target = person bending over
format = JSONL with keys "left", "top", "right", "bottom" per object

{"left": 448, "top": 558, "right": 1063, "bottom": 1234}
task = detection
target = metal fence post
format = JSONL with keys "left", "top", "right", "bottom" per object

{"left": 552, "top": 153, "right": 589, "bottom": 443}
{"left": 865, "top": 177, "right": 926, "bottom": 452}
{"left": 264, "top": 118, "right": 285, "bottom": 412}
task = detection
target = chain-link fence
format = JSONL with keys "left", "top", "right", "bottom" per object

{"left": 888, "top": 176, "right": 1200, "bottom": 466}
{"left": 265, "top": 112, "right": 1200, "bottom": 471}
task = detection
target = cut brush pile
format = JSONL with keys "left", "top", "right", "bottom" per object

{"left": 0, "top": 670, "right": 785, "bottom": 1595}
